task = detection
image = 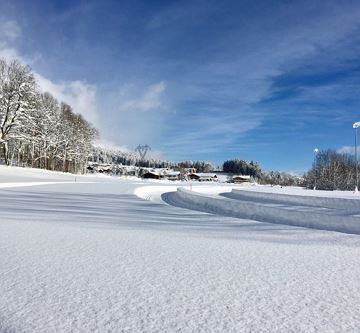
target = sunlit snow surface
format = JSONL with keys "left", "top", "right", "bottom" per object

{"left": 0, "top": 166, "right": 360, "bottom": 332}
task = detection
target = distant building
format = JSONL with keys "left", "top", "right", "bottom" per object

{"left": 142, "top": 171, "right": 164, "bottom": 179}
{"left": 183, "top": 167, "right": 197, "bottom": 174}
{"left": 95, "top": 164, "right": 112, "bottom": 174}
{"left": 142, "top": 169, "right": 181, "bottom": 181}
{"left": 165, "top": 171, "right": 181, "bottom": 181}
{"left": 117, "top": 165, "right": 137, "bottom": 176}
{"left": 188, "top": 173, "right": 218, "bottom": 182}
{"left": 231, "top": 175, "right": 251, "bottom": 183}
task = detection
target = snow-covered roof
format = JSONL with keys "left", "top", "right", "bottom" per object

{"left": 121, "top": 165, "right": 137, "bottom": 171}
{"left": 144, "top": 169, "right": 179, "bottom": 176}
{"left": 233, "top": 175, "right": 251, "bottom": 179}
{"left": 165, "top": 171, "right": 180, "bottom": 176}
{"left": 190, "top": 173, "right": 217, "bottom": 177}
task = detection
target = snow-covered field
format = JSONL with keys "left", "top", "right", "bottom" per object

{"left": 1, "top": 166, "right": 360, "bottom": 332}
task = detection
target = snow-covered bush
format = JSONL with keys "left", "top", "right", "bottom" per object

{"left": 259, "top": 171, "right": 304, "bottom": 187}
{"left": 304, "top": 149, "right": 356, "bottom": 191}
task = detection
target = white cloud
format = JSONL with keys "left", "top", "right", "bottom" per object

{"left": 0, "top": 20, "right": 24, "bottom": 62}
{"left": 0, "top": 20, "right": 21, "bottom": 42}
{"left": 0, "top": 54, "right": 100, "bottom": 127}
{"left": 35, "top": 74, "right": 99, "bottom": 125}
{"left": 0, "top": 44, "right": 20, "bottom": 61}
{"left": 161, "top": 113, "right": 260, "bottom": 159}
{"left": 93, "top": 139, "right": 131, "bottom": 153}
{"left": 0, "top": 23, "right": 166, "bottom": 151}
{"left": 337, "top": 146, "right": 357, "bottom": 155}
{"left": 0, "top": 19, "right": 100, "bottom": 127}
{"left": 97, "top": 81, "right": 169, "bottom": 151}
{"left": 119, "top": 81, "right": 166, "bottom": 113}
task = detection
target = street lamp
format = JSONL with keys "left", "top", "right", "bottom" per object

{"left": 353, "top": 122, "right": 360, "bottom": 192}
{"left": 313, "top": 148, "right": 319, "bottom": 190}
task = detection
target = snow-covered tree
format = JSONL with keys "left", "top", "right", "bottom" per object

{"left": 0, "top": 59, "right": 37, "bottom": 164}
{"left": 0, "top": 57, "right": 98, "bottom": 173}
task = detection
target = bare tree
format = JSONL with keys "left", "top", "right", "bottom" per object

{"left": 305, "top": 149, "right": 356, "bottom": 190}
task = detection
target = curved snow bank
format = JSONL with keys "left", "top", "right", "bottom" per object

{"left": 228, "top": 189, "right": 360, "bottom": 211}
{"left": 134, "top": 185, "right": 179, "bottom": 203}
{"left": 134, "top": 184, "right": 234, "bottom": 203}
{"left": 172, "top": 187, "right": 360, "bottom": 235}
{"left": 184, "top": 185, "right": 234, "bottom": 196}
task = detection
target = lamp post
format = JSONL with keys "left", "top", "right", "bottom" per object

{"left": 313, "top": 148, "right": 319, "bottom": 190}
{"left": 353, "top": 122, "right": 360, "bottom": 192}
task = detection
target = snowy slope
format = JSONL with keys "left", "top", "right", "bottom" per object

{"left": 166, "top": 187, "right": 360, "bottom": 234}
{"left": 234, "top": 183, "right": 360, "bottom": 199}
{"left": 0, "top": 167, "right": 360, "bottom": 332}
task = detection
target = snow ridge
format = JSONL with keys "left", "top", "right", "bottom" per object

{"left": 168, "top": 187, "right": 360, "bottom": 235}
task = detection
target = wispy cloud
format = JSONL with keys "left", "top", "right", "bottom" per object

{"left": 0, "top": 19, "right": 22, "bottom": 61}
{"left": 98, "top": 81, "right": 169, "bottom": 150}
{"left": 160, "top": 112, "right": 261, "bottom": 160}
{"left": 35, "top": 74, "right": 99, "bottom": 125}
{"left": 119, "top": 81, "right": 167, "bottom": 113}
{"left": 93, "top": 138, "right": 130, "bottom": 153}
{"left": 0, "top": 19, "right": 100, "bottom": 127}
{"left": 337, "top": 146, "right": 358, "bottom": 155}
{"left": 0, "top": 19, "right": 21, "bottom": 41}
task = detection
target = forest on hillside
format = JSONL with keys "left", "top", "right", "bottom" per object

{"left": 0, "top": 58, "right": 98, "bottom": 173}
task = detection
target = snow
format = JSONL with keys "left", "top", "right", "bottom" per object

{"left": 0, "top": 167, "right": 360, "bottom": 332}
{"left": 169, "top": 187, "right": 360, "bottom": 235}
{"left": 234, "top": 183, "right": 360, "bottom": 198}
{"left": 229, "top": 187, "right": 360, "bottom": 210}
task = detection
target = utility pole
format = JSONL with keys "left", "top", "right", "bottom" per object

{"left": 313, "top": 148, "right": 319, "bottom": 190}
{"left": 353, "top": 122, "right": 360, "bottom": 192}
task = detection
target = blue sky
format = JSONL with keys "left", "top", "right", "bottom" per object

{"left": 1, "top": 0, "right": 360, "bottom": 171}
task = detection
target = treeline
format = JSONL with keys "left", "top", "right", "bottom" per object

{"left": 304, "top": 149, "right": 357, "bottom": 191}
{"left": 259, "top": 171, "right": 304, "bottom": 186}
{"left": 90, "top": 146, "right": 171, "bottom": 168}
{"left": 0, "top": 58, "right": 98, "bottom": 173}
{"left": 222, "top": 159, "right": 303, "bottom": 185}
{"left": 90, "top": 147, "right": 215, "bottom": 172}
{"left": 176, "top": 160, "right": 214, "bottom": 173}
{"left": 223, "top": 159, "right": 262, "bottom": 178}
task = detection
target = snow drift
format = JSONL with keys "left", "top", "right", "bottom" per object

{"left": 227, "top": 188, "right": 360, "bottom": 211}
{"left": 169, "top": 187, "right": 360, "bottom": 235}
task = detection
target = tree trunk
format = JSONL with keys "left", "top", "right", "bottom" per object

{"left": 63, "top": 149, "right": 67, "bottom": 172}
{"left": 3, "top": 141, "right": 9, "bottom": 166}
{"left": 31, "top": 143, "right": 35, "bottom": 168}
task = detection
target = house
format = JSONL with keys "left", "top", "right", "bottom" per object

{"left": 96, "top": 164, "right": 112, "bottom": 174}
{"left": 231, "top": 175, "right": 251, "bottom": 183}
{"left": 183, "top": 167, "right": 197, "bottom": 175}
{"left": 165, "top": 171, "right": 181, "bottom": 181}
{"left": 142, "top": 171, "right": 164, "bottom": 179}
{"left": 188, "top": 173, "right": 218, "bottom": 182}
{"left": 188, "top": 173, "right": 200, "bottom": 180}
{"left": 116, "top": 165, "right": 138, "bottom": 176}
